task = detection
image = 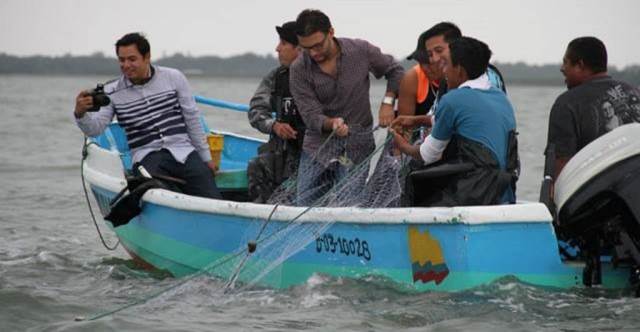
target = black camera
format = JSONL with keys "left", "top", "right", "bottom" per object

{"left": 87, "top": 84, "right": 111, "bottom": 112}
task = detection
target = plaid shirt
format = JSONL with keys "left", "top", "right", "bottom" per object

{"left": 290, "top": 37, "right": 404, "bottom": 158}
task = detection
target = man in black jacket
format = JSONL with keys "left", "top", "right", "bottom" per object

{"left": 247, "top": 21, "right": 306, "bottom": 203}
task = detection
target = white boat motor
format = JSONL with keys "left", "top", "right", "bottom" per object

{"left": 553, "top": 123, "right": 640, "bottom": 291}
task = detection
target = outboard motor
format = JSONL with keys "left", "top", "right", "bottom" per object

{"left": 554, "top": 123, "right": 640, "bottom": 293}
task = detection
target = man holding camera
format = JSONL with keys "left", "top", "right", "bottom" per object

{"left": 73, "top": 32, "right": 221, "bottom": 199}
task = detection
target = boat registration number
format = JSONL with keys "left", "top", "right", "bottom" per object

{"left": 315, "top": 233, "right": 372, "bottom": 261}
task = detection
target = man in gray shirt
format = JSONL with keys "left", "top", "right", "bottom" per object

{"left": 73, "top": 33, "right": 221, "bottom": 199}
{"left": 546, "top": 36, "right": 640, "bottom": 179}
{"left": 290, "top": 9, "right": 404, "bottom": 205}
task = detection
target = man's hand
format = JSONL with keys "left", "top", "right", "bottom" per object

{"left": 390, "top": 128, "right": 421, "bottom": 160}
{"left": 378, "top": 103, "right": 394, "bottom": 128}
{"left": 330, "top": 117, "right": 349, "bottom": 137}
{"left": 390, "top": 115, "right": 431, "bottom": 132}
{"left": 390, "top": 128, "right": 410, "bottom": 151}
{"left": 206, "top": 160, "right": 219, "bottom": 175}
{"left": 74, "top": 90, "right": 93, "bottom": 118}
{"left": 272, "top": 122, "right": 298, "bottom": 140}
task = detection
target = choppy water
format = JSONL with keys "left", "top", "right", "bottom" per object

{"left": 2, "top": 75, "right": 640, "bottom": 331}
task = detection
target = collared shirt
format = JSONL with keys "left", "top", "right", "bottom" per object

{"left": 76, "top": 65, "right": 210, "bottom": 164}
{"left": 290, "top": 37, "right": 404, "bottom": 159}
{"left": 458, "top": 73, "right": 491, "bottom": 90}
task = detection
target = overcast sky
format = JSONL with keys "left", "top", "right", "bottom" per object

{"left": 1, "top": 0, "right": 638, "bottom": 67}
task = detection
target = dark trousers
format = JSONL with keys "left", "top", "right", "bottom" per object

{"left": 136, "top": 149, "right": 222, "bottom": 199}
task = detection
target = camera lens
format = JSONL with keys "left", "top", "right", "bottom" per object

{"left": 93, "top": 94, "right": 111, "bottom": 107}
{"left": 87, "top": 84, "right": 111, "bottom": 111}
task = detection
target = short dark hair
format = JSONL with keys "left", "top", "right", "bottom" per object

{"left": 566, "top": 36, "right": 607, "bottom": 73}
{"left": 407, "top": 22, "right": 462, "bottom": 61}
{"left": 295, "top": 9, "right": 332, "bottom": 37}
{"left": 115, "top": 32, "right": 150, "bottom": 57}
{"left": 449, "top": 37, "right": 492, "bottom": 80}
{"left": 423, "top": 22, "right": 461, "bottom": 44}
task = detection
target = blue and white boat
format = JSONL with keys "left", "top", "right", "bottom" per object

{"left": 81, "top": 97, "right": 640, "bottom": 293}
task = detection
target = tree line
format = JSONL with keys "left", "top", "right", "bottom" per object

{"left": 1, "top": 52, "right": 639, "bottom": 85}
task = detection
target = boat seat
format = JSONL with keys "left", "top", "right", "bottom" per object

{"left": 409, "top": 162, "right": 474, "bottom": 181}
{"left": 404, "top": 161, "right": 474, "bottom": 207}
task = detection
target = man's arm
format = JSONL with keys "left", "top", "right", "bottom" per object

{"left": 74, "top": 90, "right": 115, "bottom": 137}
{"left": 364, "top": 40, "right": 405, "bottom": 127}
{"left": 391, "top": 97, "right": 452, "bottom": 164}
{"left": 390, "top": 115, "right": 432, "bottom": 134}
{"left": 365, "top": 40, "right": 404, "bottom": 92}
{"left": 554, "top": 157, "right": 570, "bottom": 179}
{"left": 290, "top": 61, "right": 328, "bottom": 134}
{"left": 391, "top": 130, "right": 448, "bottom": 164}
{"left": 249, "top": 68, "right": 299, "bottom": 140}
{"left": 397, "top": 69, "right": 418, "bottom": 117}
{"left": 248, "top": 68, "right": 277, "bottom": 135}
{"left": 289, "top": 62, "right": 347, "bottom": 137}
{"left": 419, "top": 134, "right": 449, "bottom": 164}
{"left": 173, "top": 69, "right": 212, "bottom": 163}
{"left": 417, "top": 97, "right": 454, "bottom": 164}
{"left": 546, "top": 98, "right": 578, "bottom": 179}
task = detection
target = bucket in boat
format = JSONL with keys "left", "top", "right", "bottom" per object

{"left": 207, "top": 134, "right": 224, "bottom": 169}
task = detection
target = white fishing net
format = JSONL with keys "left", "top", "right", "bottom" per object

{"left": 216, "top": 126, "right": 410, "bottom": 292}
{"left": 88, "top": 126, "right": 415, "bottom": 319}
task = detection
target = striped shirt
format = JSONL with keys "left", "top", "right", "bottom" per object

{"left": 290, "top": 37, "right": 404, "bottom": 160}
{"left": 76, "top": 65, "right": 210, "bottom": 164}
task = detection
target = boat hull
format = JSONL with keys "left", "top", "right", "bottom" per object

{"left": 83, "top": 127, "right": 631, "bottom": 292}
{"left": 89, "top": 185, "right": 629, "bottom": 292}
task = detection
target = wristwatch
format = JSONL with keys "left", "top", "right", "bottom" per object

{"left": 382, "top": 96, "right": 395, "bottom": 106}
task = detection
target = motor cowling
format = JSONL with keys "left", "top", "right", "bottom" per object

{"left": 554, "top": 123, "right": 640, "bottom": 288}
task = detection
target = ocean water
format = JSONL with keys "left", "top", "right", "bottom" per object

{"left": 1, "top": 74, "right": 640, "bottom": 331}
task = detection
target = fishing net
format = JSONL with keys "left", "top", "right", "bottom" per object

{"left": 268, "top": 125, "right": 405, "bottom": 208}
{"left": 211, "top": 125, "right": 410, "bottom": 292}
{"left": 86, "top": 125, "right": 417, "bottom": 320}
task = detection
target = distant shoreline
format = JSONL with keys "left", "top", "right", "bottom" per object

{"left": 2, "top": 52, "right": 638, "bottom": 85}
{"left": 0, "top": 72, "right": 568, "bottom": 87}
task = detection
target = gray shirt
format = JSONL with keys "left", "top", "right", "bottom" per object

{"left": 289, "top": 37, "right": 404, "bottom": 158}
{"left": 546, "top": 75, "right": 640, "bottom": 158}
{"left": 76, "top": 65, "right": 211, "bottom": 164}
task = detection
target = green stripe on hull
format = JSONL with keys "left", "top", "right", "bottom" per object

{"left": 114, "top": 222, "right": 628, "bottom": 291}
{"left": 116, "top": 223, "right": 226, "bottom": 278}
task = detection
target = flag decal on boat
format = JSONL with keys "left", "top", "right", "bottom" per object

{"left": 408, "top": 227, "right": 449, "bottom": 285}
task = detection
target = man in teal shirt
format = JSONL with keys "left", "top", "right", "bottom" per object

{"left": 392, "top": 37, "right": 518, "bottom": 206}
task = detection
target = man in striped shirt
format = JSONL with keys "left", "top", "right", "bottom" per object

{"left": 73, "top": 33, "right": 221, "bottom": 199}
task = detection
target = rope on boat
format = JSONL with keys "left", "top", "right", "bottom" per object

{"left": 223, "top": 203, "right": 279, "bottom": 292}
{"left": 81, "top": 245, "right": 249, "bottom": 321}
{"left": 80, "top": 126, "right": 393, "bottom": 321}
{"left": 222, "top": 126, "right": 393, "bottom": 291}
{"left": 81, "top": 138, "right": 120, "bottom": 251}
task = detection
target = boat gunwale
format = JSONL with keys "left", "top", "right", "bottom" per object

{"left": 83, "top": 143, "right": 553, "bottom": 225}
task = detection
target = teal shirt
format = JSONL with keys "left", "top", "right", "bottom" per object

{"left": 431, "top": 87, "right": 516, "bottom": 170}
